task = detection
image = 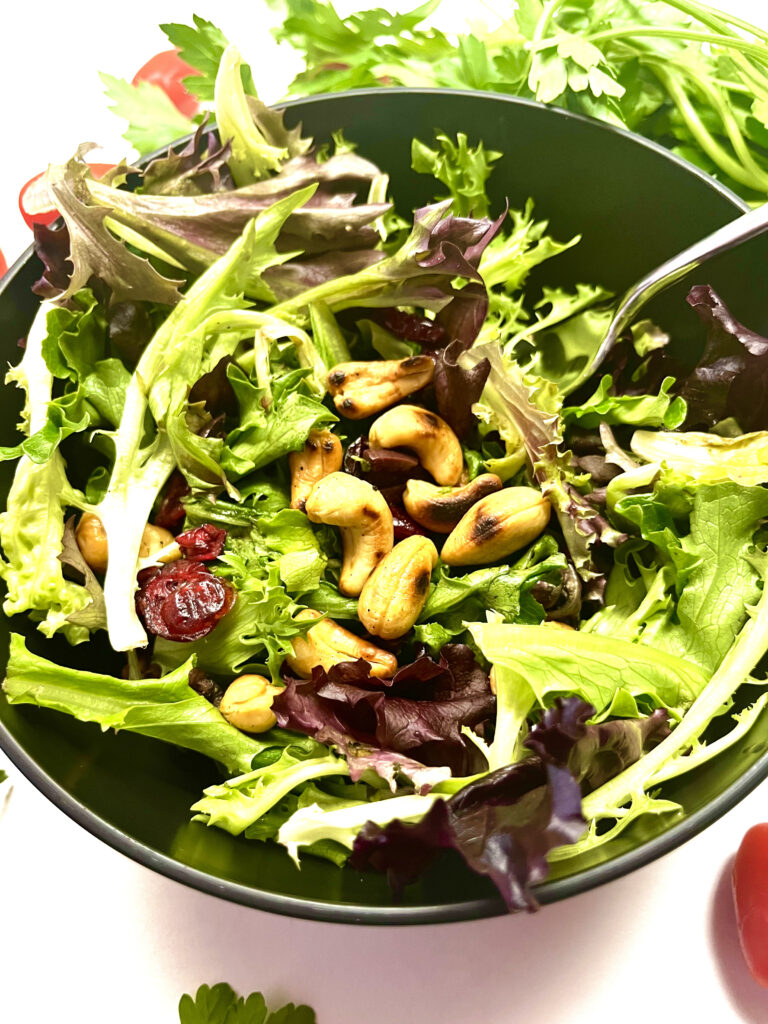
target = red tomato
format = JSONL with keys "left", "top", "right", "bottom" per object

{"left": 733, "top": 823, "right": 768, "bottom": 986}
{"left": 132, "top": 50, "right": 200, "bottom": 118}
{"left": 19, "top": 163, "right": 115, "bottom": 230}
{"left": 0, "top": 247, "right": 7, "bottom": 277}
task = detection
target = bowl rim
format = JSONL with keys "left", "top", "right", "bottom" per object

{"left": 0, "top": 86, "right": 762, "bottom": 926}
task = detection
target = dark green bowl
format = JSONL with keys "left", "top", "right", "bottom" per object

{"left": 2, "top": 89, "right": 768, "bottom": 925}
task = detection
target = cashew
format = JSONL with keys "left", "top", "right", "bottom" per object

{"left": 77, "top": 514, "right": 180, "bottom": 574}
{"left": 304, "top": 472, "right": 393, "bottom": 595}
{"left": 403, "top": 474, "right": 503, "bottom": 533}
{"left": 543, "top": 621, "right": 575, "bottom": 630}
{"left": 327, "top": 356, "right": 435, "bottom": 419}
{"left": 358, "top": 535, "right": 438, "bottom": 639}
{"left": 219, "top": 674, "right": 282, "bottom": 733}
{"left": 139, "top": 524, "right": 179, "bottom": 561}
{"left": 286, "top": 609, "right": 397, "bottom": 678}
{"left": 440, "top": 487, "right": 551, "bottom": 566}
{"left": 288, "top": 429, "right": 343, "bottom": 511}
{"left": 368, "top": 405, "right": 463, "bottom": 486}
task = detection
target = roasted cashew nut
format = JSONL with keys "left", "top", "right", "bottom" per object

{"left": 289, "top": 429, "right": 343, "bottom": 511}
{"left": 219, "top": 674, "right": 282, "bottom": 733}
{"left": 440, "top": 487, "right": 551, "bottom": 566}
{"left": 358, "top": 535, "right": 438, "bottom": 640}
{"left": 77, "top": 513, "right": 179, "bottom": 574}
{"left": 368, "top": 404, "right": 463, "bottom": 486}
{"left": 286, "top": 609, "right": 398, "bottom": 678}
{"left": 304, "top": 472, "right": 394, "bottom": 596}
{"left": 403, "top": 473, "right": 503, "bottom": 533}
{"left": 327, "top": 356, "right": 435, "bottom": 419}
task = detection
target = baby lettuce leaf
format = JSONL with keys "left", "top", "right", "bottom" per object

{"left": 221, "top": 365, "right": 336, "bottom": 479}
{"left": 681, "top": 285, "right": 768, "bottom": 432}
{"left": 411, "top": 131, "right": 501, "bottom": 218}
{"left": 191, "top": 737, "right": 350, "bottom": 835}
{"left": 470, "top": 622, "right": 707, "bottom": 771}
{"left": 44, "top": 147, "right": 184, "bottom": 306}
{"left": 0, "top": 303, "right": 94, "bottom": 642}
{"left": 630, "top": 428, "right": 768, "bottom": 487}
{"left": 525, "top": 698, "right": 670, "bottom": 793}
{"left": 274, "top": 645, "right": 495, "bottom": 775}
{"left": 349, "top": 750, "right": 586, "bottom": 912}
{"left": 2, "top": 635, "right": 264, "bottom": 775}
{"left": 563, "top": 375, "right": 687, "bottom": 430}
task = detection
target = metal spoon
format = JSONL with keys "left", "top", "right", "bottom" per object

{"left": 590, "top": 200, "right": 768, "bottom": 375}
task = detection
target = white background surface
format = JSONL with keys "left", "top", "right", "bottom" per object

{"left": 3, "top": 2, "right": 768, "bottom": 1022}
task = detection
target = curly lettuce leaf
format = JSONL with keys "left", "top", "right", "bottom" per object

{"left": 44, "top": 146, "right": 184, "bottom": 306}
{"left": 2, "top": 635, "right": 264, "bottom": 775}
{"left": 0, "top": 303, "right": 93, "bottom": 642}
{"left": 411, "top": 131, "right": 501, "bottom": 217}
{"left": 563, "top": 375, "right": 687, "bottom": 430}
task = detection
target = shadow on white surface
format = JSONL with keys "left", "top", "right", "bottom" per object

{"left": 138, "top": 858, "right": 657, "bottom": 1024}
{"left": 710, "top": 856, "right": 768, "bottom": 1023}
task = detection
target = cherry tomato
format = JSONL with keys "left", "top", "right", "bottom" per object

{"left": 19, "top": 163, "right": 115, "bottom": 230}
{"left": 0, "top": 247, "right": 7, "bottom": 277}
{"left": 132, "top": 49, "right": 200, "bottom": 118}
{"left": 733, "top": 823, "right": 768, "bottom": 986}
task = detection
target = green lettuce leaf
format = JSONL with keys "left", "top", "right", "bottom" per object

{"left": 563, "top": 375, "right": 687, "bottom": 430}
{"left": 469, "top": 621, "right": 708, "bottom": 770}
{"left": 631, "top": 428, "right": 768, "bottom": 485}
{"left": 0, "top": 302, "right": 93, "bottom": 642}
{"left": 191, "top": 738, "right": 349, "bottom": 835}
{"left": 411, "top": 131, "right": 501, "bottom": 217}
{"left": 2, "top": 635, "right": 264, "bottom": 775}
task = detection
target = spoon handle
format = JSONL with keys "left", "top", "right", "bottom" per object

{"left": 591, "top": 201, "right": 768, "bottom": 375}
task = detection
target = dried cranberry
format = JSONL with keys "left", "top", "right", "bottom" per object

{"left": 380, "top": 489, "right": 426, "bottom": 540}
{"left": 380, "top": 309, "right": 446, "bottom": 348}
{"left": 154, "top": 471, "right": 191, "bottom": 534}
{"left": 176, "top": 524, "right": 227, "bottom": 561}
{"left": 344, "top": 437, "right": 422, "bottom": 489}
{"left": 136, "top": 561, "right": 235, "bottom": 642}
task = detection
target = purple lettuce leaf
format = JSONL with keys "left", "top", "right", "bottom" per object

{"left": 44, "top": 146, "right": 184, "bottom": 306}
{"left": 32, "top": 223, "right": 74, "bottom": 300}
{"left": 345, "top": 745, "right": 451, "bottom": 795}
{"left": 349, "top": 756, "right": 586, "bottom": 911}
{"left": 525, "top": 697, "right": 670, "bottom": 792}
{"left": 274, "top": 644, "right": 495, "bottom": 774}
{"left": 265, "top": 251, "right": 385, "bottom": 300}
{"left": 681, "top": 285, "right": 768, "bottom": 431}
{"left": 435, "top": 339, "right": 491, "bottom": 438}
{"left": 141, "top": 118, "right": 234, "bottom": 196}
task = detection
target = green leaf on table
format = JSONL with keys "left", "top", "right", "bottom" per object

{"left": 178, "top": 982, "right": 315, "bottom": 1024}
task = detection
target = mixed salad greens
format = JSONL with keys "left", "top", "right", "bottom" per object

{"left": 104, "top": 2, "right": 768, "bottom": 204}
{"left": 4, "top": 34, "right": 768, "bottom": 914}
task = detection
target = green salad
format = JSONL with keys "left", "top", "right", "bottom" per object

{"left": 4, "top": 39, "right": 768, "bottom": 913}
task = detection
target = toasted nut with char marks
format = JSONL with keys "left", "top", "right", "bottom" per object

{"left": 286, "top": 609, "right": 398, "bottom": 678}
{"left": 304, "top": 472, "right": 394, "bottom": 595}
{"left": 219, "top": 674, "right": 282, "bottom": 733}
{"left": 441, "top": 487, "right": 551, "bottom": 566}
{"left": 289, "top": 429, "right": 343, "bottom": 511}
{"left": 358, "top": 535, "right": 438, "bottom": 639}
{"left": 368, "top": 405, "right": 462, "bottom": 486}
{"left": 327, "top": 356, "right": 435, "bottom": 419}
{"left": 403, "top": 474, "right": 503, "bottom": 533}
